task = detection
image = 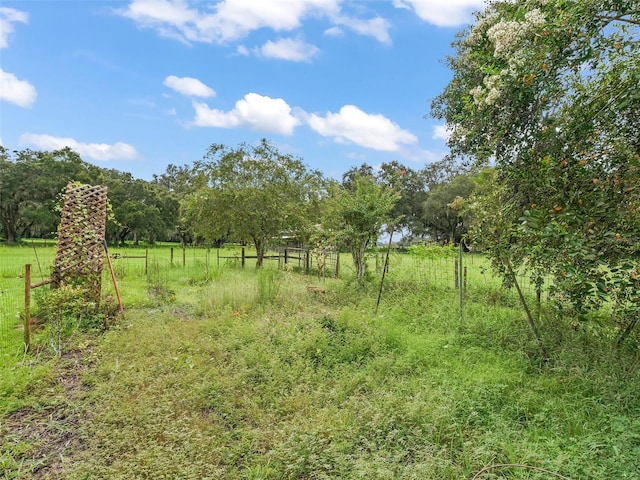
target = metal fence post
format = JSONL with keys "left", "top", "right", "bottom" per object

{"left": 24, "top": 264, "right": 32, "bottom": 352}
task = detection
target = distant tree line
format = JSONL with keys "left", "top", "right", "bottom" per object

{"left": 0, "top": 146, "right": 180, "bottom": 246}
{"left": 0, "top": 142, "right": 482, "bottom": 256}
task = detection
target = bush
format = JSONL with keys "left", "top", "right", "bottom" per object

{"left": 35, "top": 285, "right": 104, "bottom": 355}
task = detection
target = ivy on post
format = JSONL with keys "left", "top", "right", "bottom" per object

{"left": 51, "top": 182, "right": 109, "bottom": 303}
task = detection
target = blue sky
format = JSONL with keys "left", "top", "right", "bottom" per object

{"left": 0, "top": 0, "right": 485, "bottom": 180}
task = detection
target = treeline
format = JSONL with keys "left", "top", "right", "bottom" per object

{"left": 0, "top": 142, "right": 482, "bottom": 249}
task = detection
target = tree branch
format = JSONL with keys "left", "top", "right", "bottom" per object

{"left": 595, "top": 12, "right": 640, "bottom": 26}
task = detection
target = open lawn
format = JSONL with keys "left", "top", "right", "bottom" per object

{"left": 1, "top": 245, "right": 639, "bottom": 479}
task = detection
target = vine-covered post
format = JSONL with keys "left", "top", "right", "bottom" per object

{"left": 51, "top": 183, "right": 108, "bottom": 303}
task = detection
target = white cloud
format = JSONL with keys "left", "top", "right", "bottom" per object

{"left": 117, "top": 0, "right": 391, "bottom": 45}
{"left": 308, "top": 105, "right": 417, "bottom": 151}
{"left": 0, "top": 9, "right": 36, "bottom": 109}
{"left": 323, "top": 26, "right": 343, "bottom": 37}
{"left": 257, "top": 37, "right": 319, "bottom": 62}
{"left": 118, "top": 0, "right": 340, "bottom": 44}
{"left": 0, "top": 7, "right": 28, "bottom": 49}
{"left": 432, "top": 124, "right": 452, "bottom": 141}
{"left": 20, "top": 134, "right": 139, "bottom": 161}
{"left": 236, "top": 44, "right": 249, "bottom": 55}
{"left": 163, "top": 75, "right": 216, "bottom": 97}
{"left": 332, "top": 15, "right": 391, "bottom": 44}
{"left": 395, "top": 0, "right": 486, "bottom": 27}
{"left": 0, "top": 69, "right": 37, "bottom": 108}
{"left": 192, "top": 92, "right": 301, "bottom": 135}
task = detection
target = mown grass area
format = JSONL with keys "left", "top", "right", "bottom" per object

{"left": 1, "top": 254, "right": 639, "bottom": 479}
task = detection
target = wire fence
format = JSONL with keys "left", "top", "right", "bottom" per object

{"left": 1, "top": 243, "right": 547, "bottom": 358}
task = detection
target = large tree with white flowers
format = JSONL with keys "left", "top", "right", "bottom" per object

{"left": 433, "top": 0, "right": 640, "bottom": 341}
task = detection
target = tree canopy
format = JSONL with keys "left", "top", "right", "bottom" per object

{"left": 182, "top": 139, "right": 325, "bottom": 266}
{"left": 433, "top": 0, "right": 640, "bottom": 337}
{"left": 324, "top": 173, "right": 399, "bottom": 281}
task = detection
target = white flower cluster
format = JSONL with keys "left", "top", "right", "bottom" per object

{"left": 470, "top": 72, "right": 508, "bottom": 107}
{"left": 524, "top": 8, "right": 546, "bottom": 27}
{"left": 465, "top": 10, "right": 500, "bottom": 46}
{"left": 486, "top": 8, "right": 546, "bottom": 59}
{"left": 467, "top": 7, "right": 547, "bottom": 108}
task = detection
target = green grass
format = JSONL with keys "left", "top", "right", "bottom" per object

{"left": 2, "top": 245, "right": 640, "bottom": 479}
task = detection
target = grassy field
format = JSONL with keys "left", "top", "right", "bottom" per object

{"left": 1, "top": 244, "right": 639, "bottom": 479}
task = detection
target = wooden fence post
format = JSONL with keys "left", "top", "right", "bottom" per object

{"left": 145, "top": 248, "right": 149, "bottom": 275}
{"left": 182, "top": 245, "right": 186, "bottom": 268}
{"left": 24, "top": 264, "right": 31, "bottom": 352}
{"left": 170, "top": 247, "right": 174, "bottom": 266}
{"left": 241, "top": 247, "right": 245, "bottom": 268}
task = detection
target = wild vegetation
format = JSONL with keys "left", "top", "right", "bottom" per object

{"left": 2, "top": 249, "right": 640, "bottom": 479}
{"left": 1, "top": 1, "right": 639, "bottom": 478}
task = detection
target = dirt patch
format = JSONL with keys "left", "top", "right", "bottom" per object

{"left": 1, "top": 347, "right": 96, "bottom": 479}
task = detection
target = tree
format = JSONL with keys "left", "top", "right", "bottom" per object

{"left": 183, "top": 139, "right": 325, "bottom": 267}
{"left": 152, "top": 163, "right": 208, "bottom": 244}
{"left": 0, "top": 147, "right": 98, "bottom": 244}
{"left": 433, "top": 0, "right": 640, "bottom": 339}
{"left": 99, "top": 170, "right": 179, "bottom": 246}
{"left": 324, "top": 173, "right": 399, "bottom": 282}
{"left": 377, "top": 161, "right": 428, "bottom": 239}
{"left": 421, "top": 173, "right": 476, "bottom": 244}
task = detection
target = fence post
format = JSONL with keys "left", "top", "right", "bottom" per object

{"left": 182, "top": 245, "right": 186, "bottom": 268}
{"left": 459, "top": 243, "right": 464, "bottom": 323}
{"left": 464, "top": 266, "right": 468, "bottom": 291}
{"left": 170, "top": 247, "right": 174, "bottom": 266}
{"left": 454, "top": 257, "right": 459, "bottom": 289}
{"left": 241, "top": 247, "right": 245, "bottom": 268}
{"left": 284, "top": 247, "right": 289, "bottom": 265}
{"left": 206, "top": 248, "right": 210, "bottom": 281}
{"left": 145, "top": 249, "right": 149, "bottom": 275}
{"left": 24, "top": 264, "right": 32, "bottom": 353}
{"left": 335, "top": 251, "right": 340, "bottom": 278}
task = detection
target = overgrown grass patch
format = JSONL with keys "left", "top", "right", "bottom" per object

{"left": 2, "top": 252, "right": 640, "bottom": 479}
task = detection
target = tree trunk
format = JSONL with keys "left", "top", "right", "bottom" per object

{"left": 5, "top": 229, "right": 17, "bottom": 245}
{"left": 351, "top": 238, "right": 369, "bottom": 282}
{"left": 0, "top": 208, "right": 19, "bottom": 244}
{"left": 118, "top": 227, "right": 131, "bottom": 247}
{"left": 254, "top": 237, "right": 265, "bottom": 267}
